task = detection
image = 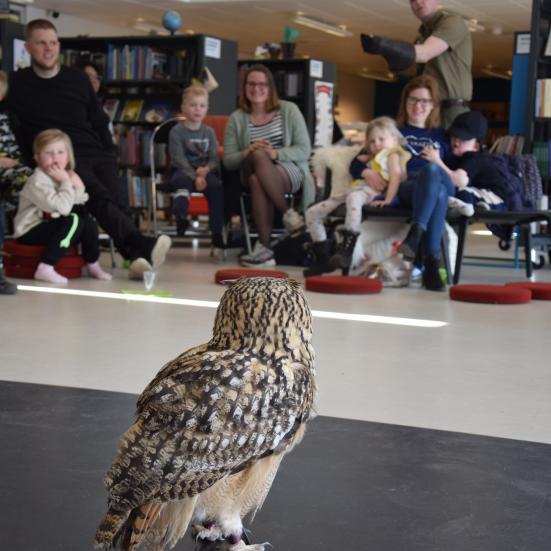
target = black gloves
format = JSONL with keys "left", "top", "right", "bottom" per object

{"left": 360, "top": 33, "right": 416, "bottom": 73}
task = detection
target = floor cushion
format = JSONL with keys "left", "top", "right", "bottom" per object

{"left": 214, "top": 268, "right": 289, "bottom": 285}
{"left": 449, "top": 284, "right": 532, "bottom": 304}
{"left": 505, "top": 282, "right": 551, "bottom": 300}
{"left": 305, "top": 275, "right": 382, "bottom": 294}
{"left": 3, "top": 240, "right": 84, "bottom": 279}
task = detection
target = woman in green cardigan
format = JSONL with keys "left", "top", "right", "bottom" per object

{"left": 223, "top": 64, "right": 314, "bottom": 266}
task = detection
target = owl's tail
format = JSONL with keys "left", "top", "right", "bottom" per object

{"left": 95, "top": 502, "right": 163, "bottom": 550}
{"left": 94, "top": 506, "right": 131, "bottom": 548}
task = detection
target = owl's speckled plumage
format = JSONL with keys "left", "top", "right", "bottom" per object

{"left": 95, "top": 277, "right": 316, "bottom": 551}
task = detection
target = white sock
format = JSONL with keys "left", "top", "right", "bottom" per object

{"left": 34, "top": 262, "right": 68, "bottom": 285}
{"left": 87, "top": 261, "right": 112, "bottom": 281}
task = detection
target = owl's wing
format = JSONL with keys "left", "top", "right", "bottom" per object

{"left": 103, "top": 346, "right": 314, "bottom": 514}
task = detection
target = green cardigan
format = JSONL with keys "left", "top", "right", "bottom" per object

{"left": 222, "top": 100, "right": 315, "bottom": 211}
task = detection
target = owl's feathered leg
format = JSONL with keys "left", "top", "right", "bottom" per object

{"left": 192, "top": 453, "right": 283, "bottom": 550}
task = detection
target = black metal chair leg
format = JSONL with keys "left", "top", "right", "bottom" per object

{"left": 453, "top": 217, "right": 468, "bottom": 285}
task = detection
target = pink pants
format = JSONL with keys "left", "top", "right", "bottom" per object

{"left": 305, "top": 186, "right": 378, "bottom": 242}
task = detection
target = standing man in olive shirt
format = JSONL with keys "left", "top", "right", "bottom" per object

{"left": 361, "top": 0, "right": 472, "bottom": 127}
{"left": 8, "top": 19, "right": 171, "bottom": 279}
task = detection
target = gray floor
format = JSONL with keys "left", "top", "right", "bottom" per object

{"left": 1, "top": 224, "right": 551, "bottom": 550}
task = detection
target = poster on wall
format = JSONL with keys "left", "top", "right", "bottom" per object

{"left": 13, "top": 39, "right": 30, "bottom": 71}
{"left": 314, "top": 81, "right": 334, "bottom": 148}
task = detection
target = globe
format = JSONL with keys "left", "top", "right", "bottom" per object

{"left": 162, "top": 11, "right": 181, "bottom": 34}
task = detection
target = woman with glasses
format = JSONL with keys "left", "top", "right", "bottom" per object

{"left": 223, "top": 64, "right": 314, "bottom": 267}
{"left": 394, "top": 75, "right": 454, "bottom": 291}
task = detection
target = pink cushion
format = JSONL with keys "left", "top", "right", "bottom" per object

{"left": 505, "top": 282, "right": 551, "bottom": 300}
{"left": 215, "top": 268, "right": 289, "bottom": 285}
{"left": 449, "top": 284, "right": 532, "bottom": 304}
{"left": 305, "top": 275, "right": 382, "bottom": 294}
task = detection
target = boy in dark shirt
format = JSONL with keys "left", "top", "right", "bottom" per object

{"left": 168, "top": 85, "right": 223, "bottom": 247}
{"left": 446, "top": 111, "right": 508, "bottom": 211}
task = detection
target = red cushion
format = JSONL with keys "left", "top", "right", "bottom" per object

{"left": 215, "top": 268, "right": 289, "bottom": 285}
{"left": 449, "top": 284, "right": 532, "bottom": 304}
{"left": 3, "top": 239, "right": 79, "bottom": 257}
{"left": 188, "top": 195, "right": 209, "bottom": 216}
{"left": 305, "top": 276, "right": 382, "bottom": 294}
{"left": 5, "top": 255, "right": 85, "bottom": 269}
{"left": 505, "top": 281, "right": 551, "bottom": 300}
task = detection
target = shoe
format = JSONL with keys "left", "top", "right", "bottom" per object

{"left": 128, "top": 257, "right": 153, "bottom": 280}
{"left": 303, "top": 240, "right": 333, "bottom": 277}
{"left": 282, "top": 208, "right": 304, "bottom": 232}
{"left": 211, "top": 233, "right": 225, "bottom": 249}
{"left": 34, "top": 262, "right": 68, "bottom": 285}
{"left": 447, "top": 197, "right": 474, "bottom": 217}
{"left": 176, "top": 217, "right": 189, "bottom": 237}
{"left": 328, "top": 229, "right": 360, "bottom": 271}
{"left": 0, "top": 268, "right": 17, "bottom": 295}
{"left": 422, "top": 255, "right": 445, "bottom": 292}
{"left": 240, "top": 242, "right": 276, "bottom": 267}
{"left": 397, "top": 223, "right": 424, "bottom": 261}
{"left": 150, "top": 234, "right": 172, "bottom": 270}
{"left": 475, "top": 201, "right": 491, "bottom": 211}
{"left": 87, "top": 261, "right": 112, "bottom": 281}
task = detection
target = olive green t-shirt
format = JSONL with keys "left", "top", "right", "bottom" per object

{"left": 417, "top": 10, "right": 473, "bottom": 103}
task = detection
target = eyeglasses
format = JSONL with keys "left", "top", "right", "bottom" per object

{"left": 406, "top": 96, "right": 433, "bottom": 106}
{"left": 246, "top": 81, "right": 269, "bottom": 89}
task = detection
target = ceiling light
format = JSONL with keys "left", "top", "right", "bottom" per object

{"left": 293, "top": 15, "right": 353, "bottom": 38}
{"left": 465, "top": 18, "right": 485, "bottom": 32}
{"left": 481, "top": 66, "right": 512, "bottom": 80}
{"left": 359, "top": 70, "right": 397, "bottom": 82}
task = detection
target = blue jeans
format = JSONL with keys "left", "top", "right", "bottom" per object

{"left": 398, "top": 163, "right": 455, "bottom": 257}
{"left": 169, "top": 170, "right": 224, "bottom": 234}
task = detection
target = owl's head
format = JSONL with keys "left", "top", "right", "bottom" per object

{"left": 210, "top": 277, "right": 313, "bottom": 359}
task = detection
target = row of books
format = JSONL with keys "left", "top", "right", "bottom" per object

{"left": 60, "top": 50, "right": 107, "bottom": 74}
{"left": 532, "top": 141, "right": 551, "bottom": 178}
{"left": 106, "top": 45, "right": 170, "bottom": 81}
{"left": 118, "top": 127, "right": 169, "bottom": 167}
{"left": 104, "top": 98, "right": 177, "bottom": 124}
{"left": 122, "top": 171, "right": 172, "bottom": 209}
{"left": 535, "top": 79, "right": 551, "bottom": 118}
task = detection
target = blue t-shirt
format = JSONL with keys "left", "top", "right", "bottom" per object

{"left": 399, "top": 124, "right": 450, "bottom": 176}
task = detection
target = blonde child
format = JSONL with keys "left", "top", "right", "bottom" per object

{"left": 305, "top": 116, "right": 410, "bottom": 275}
{"left": 14, "top": 129, "right": 112, "bottom": 284}
{"left": 168, "top": 85, "right": 224, "bottom": 247}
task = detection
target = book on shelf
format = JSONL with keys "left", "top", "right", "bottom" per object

{"left": 141, "top": 99, "right": 175, "bottom": 124}
{"left": 120, "top": 99, "right": 144, "bottom": 122}
{"left": 103, "top": 98, "right": 120, "bottom": 122}
{"left": 535, "top": 79, "right": 551, "bottom": 118}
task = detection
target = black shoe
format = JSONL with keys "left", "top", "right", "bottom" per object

{"left": 422, "top": 255, "right": 445, "bottom": 292}
{"left": 303, "top": 240, "right": 333, "bottom": 277}
{"left": 211, "top": 233, "right": 225, "bottom": 249}
{"left": 328, "top": 230, "right": 359, "bottom": 272}
{"left": 176, "top": 217, "right": 189, "bottom": 237}
{"left": 0, "top": 269, "right": 17, "bottom": 295}
{"left": 398, "top": 223, "right": 424, "bottom": 261}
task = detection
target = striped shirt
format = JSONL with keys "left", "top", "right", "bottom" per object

{"left": 248, "top": 112, "right": 303, "bottom": 192}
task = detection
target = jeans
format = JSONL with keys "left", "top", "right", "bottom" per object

{"left": 398, "top": 163, "right": 455, "bottom": 257}
{"left": 170, "top": 170, "right": 224, "bottom": 234}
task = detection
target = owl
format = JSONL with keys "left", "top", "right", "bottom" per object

{"left": 94, "top": 277, "right": 316, "bottom": 551}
